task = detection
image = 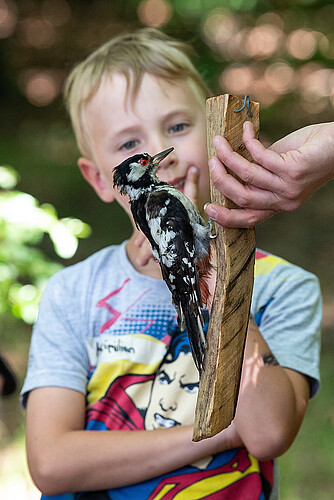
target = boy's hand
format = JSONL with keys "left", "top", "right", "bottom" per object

{"left": 134, "top": 165, "right": 201, "bottom": 267}
{"left": 205, "top": 121, "right": 334, "bottom": 228}
{"left": 134, "top": 233, "right": 156, "bottom": 267}
{"left": 183, "top": 166, "right": 200, "bottom": 209}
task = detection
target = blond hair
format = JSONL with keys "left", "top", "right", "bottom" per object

{"left": 63, "top": 28, "right": 211, "bottom": 157}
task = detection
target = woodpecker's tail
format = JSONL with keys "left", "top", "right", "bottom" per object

{"left": 174, "top": 271, "right": 207, "bottom": 375}
{"left": 171, "top": 249, "right": 212, "bottom": 374}
{"left": 184, "top": 306, "right": 206, "bottom": 374}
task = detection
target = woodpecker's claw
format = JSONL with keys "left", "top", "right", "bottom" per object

{"left": 208, "top": 219, "right": 217, "bottom": 239}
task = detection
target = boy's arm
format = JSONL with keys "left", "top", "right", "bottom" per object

{"left": 26, "top": 387, "right": 241, "bottom": 496}
{"left": 26, "top": 321, "right": 310, "bottom": 496}
{"left": 233, "top": 319, "right": 310, "bottom": 461}
{"left": 205, "top": 121, "right": 334, "bottom": 227}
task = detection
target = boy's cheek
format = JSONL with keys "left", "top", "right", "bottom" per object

{"left": 113, "top": 189, "right": 132, "bottom": 212}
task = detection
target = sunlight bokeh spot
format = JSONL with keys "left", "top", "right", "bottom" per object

{"left": 220, "top": 64, "right": 253, "bottom": 95}
{"left": 265, "top": 62, "right": 295, "bottom": 94}
{"left": 246, "top": 24, "right": 283, "bottom": 60}
{"left": 0, "top": 0, "right": 17, "bottom": 38}
{"left": 286, "top": 29, "right": 317, "bottom": 60}
{"left": 137, "top": 0, "right": 172, "bottom": 27}
{"left": 203, "top": 9, "right": 236, "bottom": 46}
{"left": 256, "top": 12, "right": 284, "bottom": 30}
{"left": 21, "top": 71, "right": 60, "bottom": 107}
{"left": 20, "top": 17, "right": 56, "bottom": 48}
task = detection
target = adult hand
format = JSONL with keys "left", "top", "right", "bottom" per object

{"left": 205, "top": 122, "right": 334, "bottom": 228}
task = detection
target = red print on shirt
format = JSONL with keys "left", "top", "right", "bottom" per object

{"left": 96, "top": 279, "right": 155, "bottom": 335}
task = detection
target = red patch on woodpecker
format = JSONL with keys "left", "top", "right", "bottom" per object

{"left": 198, "top": 250, "right": 212, "bottom": 306}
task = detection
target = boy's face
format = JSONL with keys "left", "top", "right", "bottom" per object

{"left": 79, "top": 72, "right": 210, "bottom": 216}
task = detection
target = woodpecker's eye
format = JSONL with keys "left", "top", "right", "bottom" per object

{"left": 140, "top": 158, "right": 148, "bottom": 166}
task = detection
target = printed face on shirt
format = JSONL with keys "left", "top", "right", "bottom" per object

{"left": 79, "top": 72, "right": 210, "bottom": 217}
{"left": 144, "top": 351, "right": 199, "bottom": 430}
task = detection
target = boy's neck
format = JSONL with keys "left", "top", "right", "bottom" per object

{"left": 126, "top": 233, "right": 163, "bottom": 280}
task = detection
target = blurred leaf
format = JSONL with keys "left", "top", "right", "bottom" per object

{"left": 0, "top": 166, "right": 91, "bottom": 324}
{"left": 0, "top": 165, "right": 19, "bottom": 189}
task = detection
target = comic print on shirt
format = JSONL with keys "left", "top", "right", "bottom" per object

{"left": 82, "top": 292, "right": 273, "bottom": 498}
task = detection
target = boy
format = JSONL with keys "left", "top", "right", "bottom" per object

{"left": 21, "top": 28, "right": 321, "bottom": 499}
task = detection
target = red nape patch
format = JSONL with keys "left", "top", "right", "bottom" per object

{"left": 198, "top": 251, "right": 212, "bottom": 306}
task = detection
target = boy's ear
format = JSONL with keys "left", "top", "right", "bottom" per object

{"left": 78, "top": 157, "right": 115, "bottom": 203}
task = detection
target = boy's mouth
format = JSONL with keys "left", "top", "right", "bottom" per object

{"left": 169, "top": 177, "right": 185, "bottom": 192}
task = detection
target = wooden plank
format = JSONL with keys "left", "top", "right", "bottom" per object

{"left": 193, "top": 94, "right": 260, "bottom": 441}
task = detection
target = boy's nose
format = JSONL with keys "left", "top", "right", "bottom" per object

{"left": 156, "top": 148, "right": 177, "bottom": 171}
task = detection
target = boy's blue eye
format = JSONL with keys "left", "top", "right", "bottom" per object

{"left": 120, "top": 140, "right": 139, "bottom": 151}
{"left": 168, "top": 123, "right": 187, "bottom": 134}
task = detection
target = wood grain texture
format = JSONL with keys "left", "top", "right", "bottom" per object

{"left": 193, "top": 94, "right": 260, "bottom": 441}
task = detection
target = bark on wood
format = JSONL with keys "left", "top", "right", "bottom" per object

{"left": 193, "top": 94, "right": 260, "bottom": 441}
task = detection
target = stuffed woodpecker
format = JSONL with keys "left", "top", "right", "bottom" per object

{"left": 113, "top": 148, "right": 213, "bottom": 374}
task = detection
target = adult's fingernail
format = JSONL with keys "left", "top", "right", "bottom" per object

{"left": 204, "top": 203, "right": 218, "bottom": 220}
{"left": 208, "top": 158, "right": 215, "bottom": 172}
{"left": 213, "top": 136, "right": 220, "bottom": 149}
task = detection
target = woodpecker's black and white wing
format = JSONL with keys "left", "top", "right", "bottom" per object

{"left": 112, "top": 148, "right": 211, "bottom": 373}
{"left": 143, "top": 189, "right": 207, "bottom": 373}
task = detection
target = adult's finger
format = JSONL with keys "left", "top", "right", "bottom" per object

{"left": 242, "top": 122, "right": 286, "bottom": 175}
{"left": 204, "top": 203, "right": 275, "bottom": 228}
{"left": 212, "top": 137, "right": 282, "bottom": 193}
{"left": 209, "top": 157, "right": 281, "bottom": 210}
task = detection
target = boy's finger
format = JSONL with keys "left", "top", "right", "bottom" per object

{"left": 134, "top": 234, "right": 157, "bottom": 266}
{"left": 184, "top": 166, "right": 199, "bottom": 206}
{"left": 134, "top": 233, "right": 147, "bottom": 247}
{"left": 205, "top": 204, "right": 275, "bottom": 228}
{"left": 136, "top": 240, "right": 155, "bottom": 267}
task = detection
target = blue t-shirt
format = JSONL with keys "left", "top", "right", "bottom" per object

{"left": 21, "top": 242, "right": 322, "bottom": 499}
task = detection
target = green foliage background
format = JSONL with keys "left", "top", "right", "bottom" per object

{"left": 0, "top": 1, "right": 333, "bottom": 498}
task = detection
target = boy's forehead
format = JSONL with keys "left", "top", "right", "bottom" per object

{"left": 91, "top": 71, "right": 205, "bottom": 116}
{"left": 83, "top": 71, "right": 206, "bottom": 146}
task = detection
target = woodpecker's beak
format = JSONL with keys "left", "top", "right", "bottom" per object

{"left": 152, "top": 147, "right": 174, "bottom": 166}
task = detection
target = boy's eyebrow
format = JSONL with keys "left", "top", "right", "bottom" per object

{"left": 113, "top": 125, "right": 141, "bottom": 140}
{"left": 161, "top": 109, "right": 193, "bottom": 122}
{"left": 113, "top": 109, "right": 193, "bottom": 138}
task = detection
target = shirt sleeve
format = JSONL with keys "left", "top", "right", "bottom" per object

{"left": 252, "top": 260, "right": 322, "bottom": 398}
{"left": 20, "top": 268, "right": 90, "bottom": 408}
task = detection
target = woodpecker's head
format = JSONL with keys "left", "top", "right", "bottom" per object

{"left": 113, "top": 148, "right": 174, "bottom": 195}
